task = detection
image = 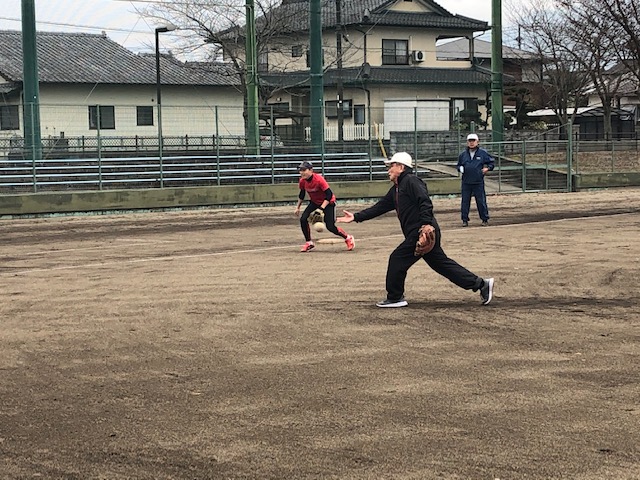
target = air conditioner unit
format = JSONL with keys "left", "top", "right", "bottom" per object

{"left": 412, "top": 50, "right": 425, "bottom": 63}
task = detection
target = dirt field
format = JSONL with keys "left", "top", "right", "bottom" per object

{"left": 1, "top": 188, "right": 639, "bottom": 479}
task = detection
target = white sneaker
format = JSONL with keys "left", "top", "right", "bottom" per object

{"left": 376, "top": 297, "right": 408, "bottom": 308}
{"left": 480, "top": 278, "right": 494, "bottom": 305}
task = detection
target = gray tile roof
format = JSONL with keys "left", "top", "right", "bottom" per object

{"left": 0, "top": 82, "right": 19, "bottom": 94}
{"left": 0, "top": 30, "right": 238, "bottom": 86}
{"left": 437, "top": 38, "right": 537, "bottom": 60}
{"left": 604, "top": 63, "right": 639, "bottom": 95}
{"left": 262, "top": 65, "right": 491, "bottom": 88}
{"left": 254, "top": 0, "right": 488, "bottom": 35}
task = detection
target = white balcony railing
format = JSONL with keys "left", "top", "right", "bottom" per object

{"left": 305, "top": 123, "right": 385, "bottom": 142}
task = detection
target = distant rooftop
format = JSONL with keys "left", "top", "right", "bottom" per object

{"left": 262, "top": 65, "right": 491, "bottom": 88}
{"left": 220, "top": 0, "right": 488, "bottom": 39}
{"left": 0, "top": 30, "right": 238, "bottom": 86}
{"left": 437, "top": 38, "right": 537, "bottom": 61}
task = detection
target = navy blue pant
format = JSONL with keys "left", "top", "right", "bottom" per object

{"left": 385, "top": 228, "right": 483, "bottom": 301}
{"left": 461, "top": 182, "right": 489, "bottom": 222}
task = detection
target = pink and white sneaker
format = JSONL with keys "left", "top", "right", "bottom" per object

{"left": 300, "top": 241, "right": 315, "bottom": 252}
{"left": 345, "top": 235, "right": 355, "bottom": 251}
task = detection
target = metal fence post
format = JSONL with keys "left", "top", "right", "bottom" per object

{"left": 567, "top": 124, "right": 573, "bottom": 192}
{"left": 544, "top": 140, "right": 549, "bottom": 190}
{"left": 269, "top": 107, "right": 275, "bottom": 184}
{"left": 497, "top": 143, "right": 502, "bottom": 193}
{"left": 367, "top": 103, "right": 373, "bottom": 162}
{"left": 413, "top": 107, "right": 418, "bottom": 160}
{"left": 27, "top": 103, "right": 38, "bottom": 192}
{"left": 521, "top": 140, "right": 527, "bottom": 192}
{"left": 522, "top": 139, "right": 532, "bottom": 190}
{"left": 456, "top": 107, "right": 461, "bottom": 150}
{"left": 611, "top": 140, "right": 615, "bottom": 172}
{"left": 97, "top": 106, "right": 103, "bottom": 190}
{"left": 215, "top": 106, "right": 220, "bottom": 186}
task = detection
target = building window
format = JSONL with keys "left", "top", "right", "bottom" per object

{"left": 354, "top": 105, "right": 366, "bottom": 125}
{"left": 88, "top": 105, "right": 115, "bottom": 130}
{"left": 452, "top": 98, "right": 479, "bottom": 114}
{"left": 0, "top": 105, "right": 19, "bottom": 130}
{"left": 382, "top": 39, "right": 409, "bottom": 65}
{"left": 258, "top": 52, "right": 269, "bottom": 72}
{"left": 306, "top": 50, "right": 324, "bottom": 68}
{"left": 451, "top": 98, "right": 480, "bottom": 126}
{"left": 325, "top": 99, "right": 352, "bottom": 118}
{"left": 266, "top": 102, "right": 290, "bottom": 112}
{"left": 137, "top": 106, "right": 154, "bottom": 126}
{"left": 291, "top": 45, "right": 303, "bottom": 58}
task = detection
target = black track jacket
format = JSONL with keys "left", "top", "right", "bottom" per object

{"left": 353, "top": 170, "right": 439, "bottom": 238}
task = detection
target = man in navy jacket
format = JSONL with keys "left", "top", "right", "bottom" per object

{"left": 456, "top": 133, "right": 495, "bottom": 227}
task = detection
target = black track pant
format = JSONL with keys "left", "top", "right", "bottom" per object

{"left": 385, "top": 228, "right": 483, "bottom": 301}
{"left": 300, "top": 202, "right": 348, "bottom": 242}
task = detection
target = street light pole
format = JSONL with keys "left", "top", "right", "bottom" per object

{"left": 491, "top": 0, "right": 504, "bottom": 144}
{"left": 309, "top": 0, "right": 324, "bottom": 154}
{"left": 155, "top": 25, "right": 175, "bottom": 187}
{"left": 336, "top": 0, "right": 344, "bottom": 149}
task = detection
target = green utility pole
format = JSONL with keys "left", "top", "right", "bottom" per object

{"left": 491, "top": 0, "right": 504, "bottom": 144}
{"left": 21, "top": 0, "right": 42, "bottom": 162}
{"left": 245, "top": 0, "right": 260, "bottom": 154}
{"left": 309, "top": 0, "right": 324, "bottom": 153}
{"left": 335, "top": 0, "right": 344, "bottom": 147}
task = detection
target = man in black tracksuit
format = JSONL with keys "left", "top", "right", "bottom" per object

{"left": 337, "top": 152, "right": 494, "bottom": 308}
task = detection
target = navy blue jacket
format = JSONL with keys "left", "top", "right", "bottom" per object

{"left": 353, "top": 171, "right": 438, "bottom": 238}
{"left": 456, "top": 147, "right": 495, "bottom": 184}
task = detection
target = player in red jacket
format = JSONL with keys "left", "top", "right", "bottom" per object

{"left": 294, "top": 161, "right": 355, "bottom": 252}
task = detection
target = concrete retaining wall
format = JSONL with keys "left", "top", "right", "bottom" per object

{"left": 3, "top": 173, "right": 638, "bottom": 216}
{"left": 0, "top": 178, "right": 462, "bottom": 216}
{"left": 574, "top": 173, "right": 640, "bottom": 190}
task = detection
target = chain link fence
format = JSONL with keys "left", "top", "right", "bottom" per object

{"left": 1, "top": 105, "right": 638, "bottom": 194}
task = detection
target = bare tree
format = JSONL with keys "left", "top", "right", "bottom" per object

{"left": 551, "top": 0, "right": 628, "bottom": 139}
{"left": 515, "top": 0, "right": 592, "bottom": 136}
{"left": 141, "top": 0, "right": 307, "bottom": 107}
{"left": 593, "top": 0, "right": 640, "bottom": 84}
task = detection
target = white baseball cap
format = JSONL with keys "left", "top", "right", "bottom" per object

{"left": 384, "top": 152, "right": 413, "bottom": 168}
{"left": 467, "top": 133, "right": 479, "bottom": 141}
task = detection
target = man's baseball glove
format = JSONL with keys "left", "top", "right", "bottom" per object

{"left": 414, "top": 224, "right": 436, "bottom": 256}
{"left": 308, "top": 208, "right": 325, "bottom": 225}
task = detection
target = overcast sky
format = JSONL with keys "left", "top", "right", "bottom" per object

{"left": 0, "top": 0, "right": 522, "bottom": 59}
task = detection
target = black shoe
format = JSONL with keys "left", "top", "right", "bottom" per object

{"left": 481, "top": 220, "right": 489, "bottom": 226}
{"left": 480, "top": 278, "right": 494, "bottom": 305}
{"left": 376, "top": 297, "right": 408, "bottom": 308}
{"left": 462, "top": 221, "right": 469, "bottom": 227}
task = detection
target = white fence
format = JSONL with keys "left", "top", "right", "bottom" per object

{"left": 305, "top": 123, "right": 386, "bottom": 142}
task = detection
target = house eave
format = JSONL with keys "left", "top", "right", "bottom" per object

{"left": 261, "top": 66, "right": 492, "bottom": 89}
